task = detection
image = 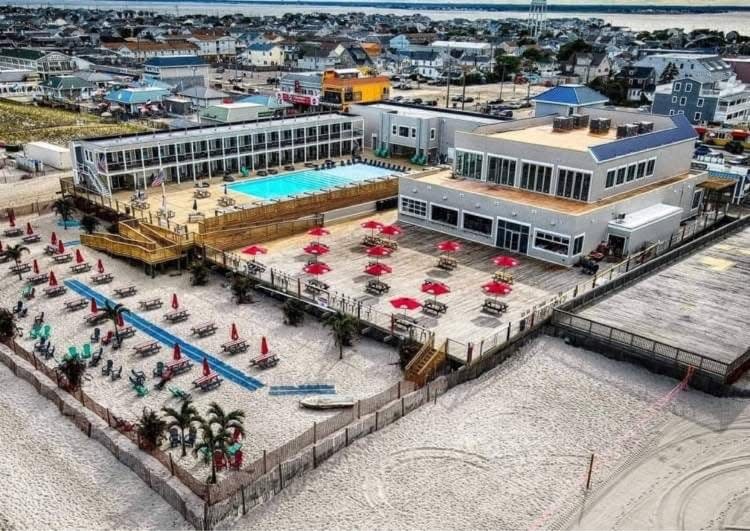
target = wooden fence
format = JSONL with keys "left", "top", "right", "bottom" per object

{"left": 197, "top": 214, "right": 324, "bottom": 251}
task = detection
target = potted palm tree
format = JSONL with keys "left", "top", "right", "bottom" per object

{"left": 79, "top": 214, "right": 99, "bottom": 234}
{"left": 282, "top": 298, "right": 305, "bottom": 326}
{"left": 0, "top": 308, "right": 18, "bottom": 343}
{"left": 188, "top": 260, "right": 209, "bottom": 286}
{"left": 2, "top": 244, "right": 29, "bottom": 280}
{"left": 58, "top": 357, "right": 86, "bottom": 391}
{"left": 323, "top": 311, "right": 359, "bottom": 360}
{"left": 161, "top": 399, "right": 201, "bottom": 458}
{"left": 101, "top": 301, "right": 129, "bottom": 342}
{"left": 53, "top": 198, "right": 73, "bottom": 229}
{"left": 206, "top": 402, "right": 245, "bottom": 438}
{"left": 230, "top": 273, "right": 256, "bottom": 304}
{"left": 137, "top": 408, "right": 167, "bottom": 450}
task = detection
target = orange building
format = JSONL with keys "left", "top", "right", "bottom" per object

{"left": 321, "top": 69, "right": 390, "bottom": 111}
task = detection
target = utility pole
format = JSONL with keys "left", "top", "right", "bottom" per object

{"left": 460, "top": 67, "right": 467, "bottom": 111}
{"left": 445, "top": 43, "right": 451, "bottom": 108}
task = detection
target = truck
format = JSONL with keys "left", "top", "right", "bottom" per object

{"left": 23, "top": 141, "right": 71, "bottom": 170}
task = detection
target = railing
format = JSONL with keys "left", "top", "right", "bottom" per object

{"left": 81, "top": 233, "right": 184, "bottom": 265}
{"left": 197, "top": 214, "right": 322, "bottom": 251}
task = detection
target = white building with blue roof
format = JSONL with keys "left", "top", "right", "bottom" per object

{"left": 105, "top": 87, "right": 171, "bottom": 115}
{"left": 398, "top": 108, "right": 708, "bottom": 265}
{"left": 532, "top": 84, "right": 609, "bottom": 117}
{"left": 143, "top": 55, "right": 210, "bottom": 88}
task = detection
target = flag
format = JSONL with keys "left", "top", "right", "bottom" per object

{"left": 96, "top": 153, "right": 107, "bottom": 174}
{"left": 151, "top": 169, "right": 165, "bottom": 187}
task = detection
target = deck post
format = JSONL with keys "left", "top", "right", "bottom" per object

{"left": 263, "top": 449, "right": 267, "bottom": 474}
{"left": 313, "top": 421, "right": 317, "bottom": 443}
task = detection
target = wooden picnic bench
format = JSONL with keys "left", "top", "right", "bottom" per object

{"left": 249, "top": 353, "right": 279, "bottom": 369}
{"left": 131, "top": 200, "right": 150, "bottom": 210}
{"left": 187, "top": 212, "right": 205, "bottom": 223}
{"left": 191, "top": 321, "right": 217, "bottom": 338}
{"left": 70, "top": 262, "right": 92, "bottom": 274}
{"left": 133, "top": 340, "right": 161, "bottom": 356}
{"left": 43, "top": 285, "right": 66, "bottom": 298}
{"left": 4, "top": 228, "right": 23, "bottom": 237}
{"left": 114, "top": 285, "right": 137, "bottom": 298}
{"left": 246, "top": 261, "right": 266, "bottom": 275}
{"left": 64, "top": 297, "right": 88, "bottom": 312}
{"left": 193, "top": 373, "right": 222, "bottom": 391}
{"left": 119, "top": 325, "right": 136, "bottom": 339}
{"left": 9, "top": 263, "right": 31, "bottom": 274}
{"left": 221, "top": 338, "right": 248, "bottom": 355}
{"left": 217, "top": 196, "right": 235, "bottom": 207}
{"left": 138, "top": 298, "right": 162, "bottom": 311}
{"left": 437, "top": 255, "right": 458, "bottom": 271}
{"left": 167, "top": 359, "right": 194, "bottom": 376}
{"left": 85, "top": 312, "right": 109, "bottom": 326}
{"left": 43, "top": 245, "right": 57, "bottom": 256}
{"left": 365, "top": 278, "right": 390, "bottom": 295}
{"left": 52, "top": 253, "right": 72, "bottom": 264}
{"left": 304, "top": 279, "right": 329, "bottom": 295}
{"left": 493, "top": 271, "right": 514, "bottom": 284}
{"left": 193, "top": 189, "right": 211, "bottom": 199}
{"left": 157, "top": 208, "right": 176, "bottom": 219}
{"left": 91, "top": 272, "right": 113, "bottom": 284}
{"left": 164, "top": 309, "right": 189, "bottom": 323}
{"left": 392, "top": 313, "right": 418, "bottom": 331}
{"left": 481, "top": 298, "right": 508, "bottom": 316}
{"left": 21, "top": 234, "right": 40, "bottom": 244}
{"left": 423, "top": 299, "right": 448, "bottom": 316}
{"left": 27, "top": 272, "right": 49, "bottom": 285}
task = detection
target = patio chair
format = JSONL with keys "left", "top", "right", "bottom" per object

{"left": 101, "top": 359, "right": 113, "bottom": 376}
{"left": 67, "top": 346, "right": 79, "bottom": 360}
{"left": 134, "top": 384, "right": 149, "bottom": 397}
{"left": 29, "top": 323, "right": 42, "bottom": 339}
{"left": 34, "top": 337, "right": 48, "bottom": 352}
{"left": 153, "top": 361, "right": 165, "bottom": 378}
{"left": 34, "top": 312, "right": 44, "bottom": 325}
{"left": 43, "top": 345, "right": 56, "bottom": 360}
{"left": 22, "top": 286, "right": 35, "bottom": 300}
{"left": 169, "top": 428, "right": 181, "bottom": 448}
{"left": 41, "top": 324, "right": 51, "bottom": 339}
{"left": 12, "top": 300, "right": 23, "bottom": 314}
{"left": 88, "top": 348, "right": 102, "bottom": 367}
{"left": 184, "top": 425, "right": 197, "bottom": 447}
{"left": 81, "top": 343, "right": 92, "bottom": 359}
{"left": 111, "top": 366, "right": 122, "bottom": 381}
{"left": 229, "top": 450, "right": 243, "bottom": 470}
{"left": 90, "top": 327, "right": 101, "bottom": 343}
{"left": 213, "top": 450, "right": 228, "bottom": 471}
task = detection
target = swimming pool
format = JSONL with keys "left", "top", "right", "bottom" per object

{"left": 228, "top": 163, "right": 399, "bottom": 201}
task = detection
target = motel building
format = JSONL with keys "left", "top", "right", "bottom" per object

{"left": 398, "top": 109, "right": 708, "bottom": 266}
{"left": 70, "top": 113, "right": 364, "bottom": 196}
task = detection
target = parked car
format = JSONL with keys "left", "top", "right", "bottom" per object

{"left": 396, "top": 83, "right": 413, "bottom": 90}
{"left": 413, "top": 97, "right": 423, "bottom": 104}
{"left": 391, "top": 96, "right": 404, "bottom": 102}
{"left": 424, "top": 99, "right": 438, "bottom": 106}
{"left": 493, "top": 109, "right": 513, "bottom": 119}
{"left": 694, "top": 144, "right": 711, "bottom": 156}
{"left": 502, "top": 100, "right": 523, "bottom": 109}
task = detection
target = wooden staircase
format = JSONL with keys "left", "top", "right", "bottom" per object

{"left": 405, "top": 335, "right": 446, "bottom": 387}
{"left": 81, "top": 220, "right": 193, "bottom": 266}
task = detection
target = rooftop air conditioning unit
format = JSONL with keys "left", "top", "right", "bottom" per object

{"left": 553, "top": 116, "right": 574, "bottom": 132}
{"left": 570, "top": 113, "right": 589, "bottom": 129}
{"left": 616, "top": 124, "right": 629, "bottom": 139}
{"left": 589, "top": 117, "right": 611, "bottom": 134}
{"left": 637, "top": 121, "right": 654, "bottom": 134}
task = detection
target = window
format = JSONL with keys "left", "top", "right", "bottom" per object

{"left": 520, "top": 162, "right": 552, "bottom": 193}
{"left": 646, "top": 158, "right": 655, "bottom": 176}
{"left": 455, "top": 150, "right": 483, "bottom": 180}
{"left": 626, "top": 163, "right": 636, "bottom": 182}
{"left": 399, "top": 126, "right": 409, "bottom": 137}
{"left": 691, "top": 189, "right": 703, "bottom": 210}
{"left": 671, "top": 96, "right": 678, "bottom": 103}
{"left": 677, "top": 110, "right": 685, "bottom": 115}
{"left": 400, "top": 196, "right": 426, "bottom": 218}
{"left": 616, "top": 166, "right": 626, "bottom": 185}
{"left": 679, "top": 96, "right": 687, "bottom": 106}
{"left": 555, "top": 168, "right": 591, "bottom": 201}
{"left": 430, "top": 204, "right": 458, "bottom": 226}
{"left": 606, "top": 169, "right": 616, "bottom": 188}
{"left": 572, "top": 235, "right": 584, "bottom": 256}
{"left": 685, "top": 83, "right": 692, "bottom": 93}
{"left": 669, "top": 110, "right": 675, "bottom": 116}
{"left": 391, "top": 125, "right": 397, "bottom": 135}
{"left": 462, "top": 212, "right": 493, "bottom": 235}
{"left": 411, "top": 127, "right": 416, "bottom": 138}
{"left": 636, "top": 161, "right": 646, "bottom": 179}
{"left": 430, "top": 128, "right": 436, "bottom": 140}
{"left": 487, "top": 155, "right": 516, "bottom": 186}
{"left": 694, "top": 112, "right": 702, "bottom": 121}
{"left": 674, "top": 82, "right": 681, "bottom": 92}
{"left": 534, "top": 230, "right": 570, "bottom": 256}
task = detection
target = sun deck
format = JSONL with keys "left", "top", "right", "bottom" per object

{"left": 489, "top": 122, "right": 619, "bottom": 151}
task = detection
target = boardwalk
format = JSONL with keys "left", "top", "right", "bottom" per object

{"left": 579, "top": 226, "right": 750, "bottom": 364}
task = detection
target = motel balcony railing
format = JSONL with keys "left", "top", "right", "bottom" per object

{"left": 209, "top": 149, "right": 224, "bottom": 157}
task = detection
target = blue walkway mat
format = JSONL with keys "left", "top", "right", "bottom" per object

{"left": 65, "top": 279, "right": 264, "bottom": 391}
{"left": 269, "top": 384, "right": 335, "bottom": 396}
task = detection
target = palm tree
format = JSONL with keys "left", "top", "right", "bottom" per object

{"left": 53, "top": 198, "right": 73, "bottom": 229}
{"left": 137, "top": 408, "right": 167, "bottom": 450}
{"left": 323, "top": 311, "right": 359, "bottom": 360}
{"left": 2, "top": 244, "right": 29, "bottom": 280}
{"left": 193, "top": 420, "right": 223, "bottom": 484}
{"left": 206, "top": 402, "right": 245, "bottom": 439}
{"left": 162, "top": 399, "right": 201, "bottom": 457}
{"left": 79, "top": 214, "right": 99, "bottom": 234}
{"left": 101, "top": 301, "right": 130, "bottom": 342}
{"left": 0, "top": 308, "right": 17, "bottom": 342}
{"left": 58, "top": 357, "right": 86, "bottom": 391}
{"left": 230, "top": 273, "right": 256, "bottom": 304}
{"left": 189, "top": 260, "right": 209, "bottom": 286}
{"left": 282, "top": 298, "right": 305, "bottom": 326}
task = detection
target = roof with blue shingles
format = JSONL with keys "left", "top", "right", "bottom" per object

{"left": 144, "top": 55, "right": 205, "bottom": 67}
{"left": 590, "top": 115, "right": 697, "bottom": 162}
{"left": 533, "top": 84, "right": 609, "bottom": 106}
{"left": 105, "top": 87, "right": 170, "bottom": 104}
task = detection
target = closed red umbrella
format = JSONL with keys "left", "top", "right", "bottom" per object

{"left": 389, "top": 297, "right": 422, "bottom": 311}
{"left": 379, "top": 225, "right": 402, "bottom": 238}
{"left": 171, "top": 293, "right": 179, "bottom": 310}
{"left": 96, "top": 259, "right": 104, "bottom": 274}
{"left": 75, "top": 248, "right": 84, "bottom": 264}
{"left": 50, "top": 232, "right": 57, "bottom": 245}
{"left": 90, "top": 298, "right": 98, "bottom": 314}
{"left": 422, "top": 280, "right": 450, "bottom": 300}
{"left": 364, "top": 262, "right": 392, "bottom": 276}
{"left": 261, "top": 336, "right": 269, "bottom": 356}
{"left": 7, "top": 209, "right": 15, "bottom": 228}
{"left": 26, "top": 222, "right": 33, "bottom": 235}
{"left": 303, "top": 261, "right": 331, "bottom": 275}
{"left": 230, "top": 322, "right": 239, "bottom": 341}
{"left": 202, "top": 357, "right": 210, "bottom": 376}
{"left": 493, "top": 255, "right": 520, "bottom": 269}
{"left": 482, "top": 281, "right": 512, "bottom": 298}
{"left": 117, "top": 312, "right": 124, "bottom": 327}
{"left": 303, "top": 242, "right": 330, "bottom": 256}
{"left": 48, "top": 270, "right": 58, "bottom": 287}
{"left": 0, "top": 241, "right": 3, "bottom": 252}
{"left": 366, "top": 245, "right": 393, "bottom": 258}
{"left": 361, "top": 219, "right": 384, "bottom": 236}
{"left": 437, "top": 240, "right": 461, "bottom": 253}
{"left": 241, "top": 244, "right": 267, "bottom": 261}
{"left": 32, "top": 259, "right": 39, "bottom": 274}
{"left": 57, "top": 239, "right": 65, "bottom": 254}
{"left": 173, "top": 343, "right": 182, "bottom": 361}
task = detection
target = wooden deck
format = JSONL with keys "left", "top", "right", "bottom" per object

{"left": 579, "top": 226, "right": 750, "bottom": 364}
{"left": 233, "top": 210, "right": 583, "bottom": 353}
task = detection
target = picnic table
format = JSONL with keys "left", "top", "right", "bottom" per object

{"left": 217, "top": 196, "right": 236, "bottom": 207}
{"left": 246, "top": 261, "right": 266, "bottom": 275}
{"left": 27, "top": 272, "right": 49, "bottom": 285}
{"left": 481, "top": 298, "right": 508, "bottom": 316}
{"left": 157, "top": 208, "right": 176, "bottom": 219}
{"left": 119, "top": 325, "right": 136, "bottom": 339}
{"left": 365, "top": 278, "right": 390, "bottom": 295}
{"left": 249, "top": 352, "right": 279, "bottom": 369}
{"left": 167, "top": 359, "right": 194, "bottom": 376}
{"left": 70, "top": 262, "right": 92, "bottom": 274}
{"left": 187, "top": 212, "right": 205, "bottom": 223}
{"left": 133, "top": 340, "right": 161, "bottom": 356}
{"left": 52, "top": 252, "right": 73, "bottom": 264}
{"left": 131, "top": 200, "right": 150, "bottom": 210}
{"left": 9, "top": 263, "right": 31, "bottom": 275}
{"left": 304, "top": 279, "right": 329, "bottom": 295}
{"left": 164, "top": 309, "right": 190, "bottom": 323}
{"left": 114, "top": 285, "right": 137, "bottom": 298}
{"left": 193, "top": 372, "right": 222, "bottom": 391}
{"left": 437, "top": 256, "right": 458, "bottom": 271}
{"left": 64, "top": 298, "right": 88, "bottom": 312}
{"left": 138, "top": 298, "right": 162, "bottom": 311}
{"left": 191, "top": 321, "right": 217, "bottom": 338}
{"left": 221, "top": 338, "right": 248, "bottom": 355}
{"left": 91, "top": 272, "right": 113, "bottom": 284}
{"left": 4, "top": 227, "right": 23, "bottom": 237}
{"left": 85, "top": 312, "right": 109, "bottom": 325}
{"left": 43, "top": 245, "right": 57, "bottom": 256}
{"left": 43, "top": 285, "right": 66, "bottom": 298}
{"left": 392, "top": 313, "right": 418, "bottom": 331}
{"left": 21, "top": 234, "right": 40, "bottom": 244}
{"left": 193, "top": 189, "right": 211, "bottom": 199}
{"left": 493, "top": 271, "right": 514, "bottom": 284}
{"left": 423, "top": 299, "right": 448, "bottom": 316}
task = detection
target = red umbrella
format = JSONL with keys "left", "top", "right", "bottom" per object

{"left": 364, "top": 262, "right": 392, "bottom": 276}
{"left": 48, "top": 270, "right": 58, "bottom": 287}
{"left": 261, "top": 336, "right": 269, "bottom": 356}
{"left": 389, "top": 297, "right": 422, "bottom": 311}
{"left": 482, "top": 281, "right": 512, "bottom": 297}
{"left": 437, "top": 240, "right": 462, "bottom": 253}
{"left": 230, "top": 322, "right": 239, "bottom": 341}
{"left": 171, "top": 293, "right": 179, "bottom": 310}
{"left": 50, "top": 232, "right": 57, "bottom": 245}
{"left": 307, "top": 226, "right": 330, "bottom": 237}
{"left": 26, "top": 222, "right": 33, "bottom": 235}
{"left": 241, "top": 244, "right": 267, "bottom": 261}
{"left": 57, "top": 239, "right": 65, "bottom": 254}
{"left": 379, "top": 224, "right": 402, "bottom": 238}
{"left": 303, "top": 261, "right": 331, "bottom": 275}
{"left": 303, "top": 242, "right": 330, "bottom": 256}
{"left": 32, "top": 259, "right": 39, "bottom": 274}
{"left": 96, "top": 259, "right": 104, "bottom": 274}
{"left": 361, "top": 219, "right": 384, "bottom": 236}
{"left": 493, "top": 255, "right": 520, "bottom": 269}
{"left": 422, "top": 280, "right": 450, "bottom": 300}
{"left": 366, "top": 245, "right": 393, "bottom": 258}
{"left": 202, "top": 357, "right": 210, "bottom": 376}
{"left": 117, "top": 313, "right": 124, "bottom": 327}
{"left": 75, "top": 248, "right": 84, "bottom": 264}
{"left": 173, "top": 343, "right": 182, "bottom": 361}
{"left": 7, "top": 209, "right": 15, "bottom": 228}
{"left": 91, "top": 298, "right": 98, "bottom": 314}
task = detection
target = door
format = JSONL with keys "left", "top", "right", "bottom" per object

{"left": 372, "top": 133, "right": 378, "bottom": 150}
{"left": 607, "top": 234, "right": 627, "bottom": 257}
{"left": 497, "top": 219, "right": 529, "bottom": 254}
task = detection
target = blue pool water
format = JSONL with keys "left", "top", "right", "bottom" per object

{"left": 228, "top": 163, "right": 399, "bottom": 200}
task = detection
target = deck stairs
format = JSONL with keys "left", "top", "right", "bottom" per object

{"left": 405, "top": 335, "right": 446, "bottom": 387}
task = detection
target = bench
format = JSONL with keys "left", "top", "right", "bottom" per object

{"left": 167, "top": 359, "right": 194, "bottom": 376}
{"left": 4, "top": 228, "right": 23, "bottom": 237}
{"left": 217, "top": 196, "right": 235, "bottom": 207}
{"left": 91, "top": 273, "right": 113, "bottom": 284}
{"left": 70, "top": 262, "right": 92, "bottom": 274}
{"left": 493, "top": 271, "right": 514, "bottom": 284}
{"left": 481, "top": 298, "right": 508, "bottom": 316}
{"left": 437, "top": 256, "right": 458, "bottom": 271}
{"left": 64, "top": 298, "right": 88, "bottom": 312}
{"left": 133, "top": 341, "right": 161, "bottom": 356}
{"left": 221, "top": 339, "right": 248, "bottom": 354}
{"left": 193, "top": 373, "right": 223, "bottom": 391}
{"left": 157, "top": 208, "right": 176, "bottom": 219}
{"left": 365, "top": 278, "right": 390, "bottom": 295}
{"left": 9, "top": 263, "right": 31, "bottom": 274}
{"left": 85, "top": 312, "right": 109, "bottom": 326}
{"left": 249, "top": 353, "right": 279, "bottom": 369}
{"left": 131, "top": 200, "right": 150, "bottom": 210}
{"left": 43, "top": 245, "right": 57, "bottom": 256}
{"left": 52, "top": 253, "right": 72, "bottom": 264}
{"left": 304, "top": 279, "right": 329, "bottom": 295}
{"left": 119, "top": 325, "right": 136, "bottom": 339}
{"left": 114, "top": 285, "right": 137, "bottom": 298}
{"left": 187, "top": 212, "right": 205, "bottom": 223}
{"left": 138, "top": 298, "right": 162, "bottom": 311}
{"left": 21, "top": 234, "right": 40, "bottom": 244}
{"left": 191, "top": 321, "right": 217, "bottom": 338}
{"left": 392, "top": 313, "right": 418, "bottom": 331}
{"left": 193, "top": 189, "right": 211, "bottom": 199}
{"left": 246, "top": 261, "right": 266, "bottom": 275}
{"left": 27, "top": 273, "right": 49, "bottom": 285}
{"left": 43, "top": 285, "right": 66, "bottom": 298}
{"left": 423, "top": 299, "right": 448, "bottom": 316}
{"left": 164, "top": 309, "right": 189, "bottom": 323}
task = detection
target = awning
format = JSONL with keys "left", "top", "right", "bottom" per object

{"left": 697, "top": 178, "right": 737, "bottom": 192}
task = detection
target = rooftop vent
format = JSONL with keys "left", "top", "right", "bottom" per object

{"left": 616, "top": 123, "right": 640, "bottom": 139}
{"left": 570, "top": 114, "right": 590, "bottom": 129}
{"left": 589, "top": 117, "right": 611, "bottom": 135}
{"left": 553, "top": 116, "right": 575, "bottom": 132}
{"left": 637, "top": 121, "right": 654, "bottom": 134}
